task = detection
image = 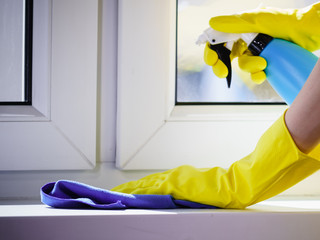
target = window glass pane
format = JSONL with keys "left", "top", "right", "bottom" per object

{"left": 176, "top": 0, "right": 317, "bottom": 104}
{"left": 0, "top": 0, "right": 26, "bottom": 103}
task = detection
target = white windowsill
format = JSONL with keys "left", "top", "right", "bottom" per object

{"left": 2, "top": 198, "right": 320, "bottom": 240}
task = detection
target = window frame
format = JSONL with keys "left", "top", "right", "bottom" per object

{"left": 0, "top": 0, "right": 33, "bottom": 105}
{"left": 116, "top": 0, "right": 287, "bottom": 170}
{"left": 24, "top": 0, "right": 33, "bottom": 105}
{"left": 0, "top": 0, "right": 98, "bottom": 170}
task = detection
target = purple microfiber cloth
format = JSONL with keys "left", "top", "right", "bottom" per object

{"left": 41, "top": 180, "right": 218, "bottom": 209}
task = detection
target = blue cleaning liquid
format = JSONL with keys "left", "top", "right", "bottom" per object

{"left": 259, "top": 38, "right": 318, "bottom": 105}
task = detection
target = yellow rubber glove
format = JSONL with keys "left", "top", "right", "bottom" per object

{"left": 206, "top": 2, "right": 320, "bottom": 84}
{"left": 112, "top": 112, "right": 320, "bottom": 209}
{"left": 204, "top": 39, "right": 268, "bottom": 84}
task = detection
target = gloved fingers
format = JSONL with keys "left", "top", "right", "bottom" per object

{"left": 212, "top": 59, "right": 228, "bottom": 78}
{"left": 209, "top": 14, "right": 259, "bottom": 34}
{"left": 238, "top": 54, "right": 267, "bottom": 84}
{"left": 208, "top": 8, "right": 291, "bottom": 35}
{"left": 111, "top": 171, "right": 169, "bottom": 194}
{"left": 112, "top": 165, "right": 204, "bottom": 196}
{"left": 205, "top": 41, "right": 267, "bottom": 83}
{"left": 204, "top": 43, "right": 218, "bottom": 66}
{"left": 112, "top": 178, "right": 162, "bottom": 194}
{"left": 112, "top": 180, "right": 159, "bottom": 194}
{"left": 209, "top": 2, "right": 320, "bottom": 52}
{"left": 251, "top": 71, "right": 267, "bottom": 84}
{"left": 204, "top": 43, "right": 229, "bottom": 78}
{"left": 238, "top": 55, "right": 267, "bottom": 73}
{"left": 230, "top": 39, "right": 249, "bottom": 60}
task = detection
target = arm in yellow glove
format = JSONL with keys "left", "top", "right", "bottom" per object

{"left": 206, "top": 2, "right": 320, "bottom": 83}
{"left": 112, "top": 115, "right": 320, "bottom": 209}
{"left": 112, "top": 59, "right": 320, "bottom": 209}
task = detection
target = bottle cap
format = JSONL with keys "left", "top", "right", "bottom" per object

{"left": 247, "top": 33, "right": 273, "bottom": 56}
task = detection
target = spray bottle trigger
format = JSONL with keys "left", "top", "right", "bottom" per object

{"left": 209, "top": 43, "right": 232, "bottom": 88}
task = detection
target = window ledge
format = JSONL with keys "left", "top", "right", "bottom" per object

{"left": 2, "top": 198, "right": 320, "bottom": 239}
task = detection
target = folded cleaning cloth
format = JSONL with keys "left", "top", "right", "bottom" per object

{"left": 41, "top": 180, "right": 218, "bottom": 209}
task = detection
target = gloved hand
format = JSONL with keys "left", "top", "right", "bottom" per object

{"left": 206, "top": 2, "right": 320, "bottom": 84}
{"left": 112, "top": 113, "right": 320, "bottom": 209}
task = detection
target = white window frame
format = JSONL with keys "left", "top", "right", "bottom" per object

{"left": 116, "top": 0, "right": 287, "bottom": 170}
{"left": 0, "top": 0, "right": 98, "bottom": 170}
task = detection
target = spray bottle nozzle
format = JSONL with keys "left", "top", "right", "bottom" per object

{"left": 196, "top": 28, "right": 239, "bottom": 87}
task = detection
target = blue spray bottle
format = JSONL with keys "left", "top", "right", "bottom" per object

{"left": 196, "top": 28, "right": 319, "bottom": 105}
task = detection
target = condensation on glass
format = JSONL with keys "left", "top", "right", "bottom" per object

{"left": 176, "top": 0, "right": 317, "bottom": 104}
{"left": 0, "top": 0, "right": 32, "bottom": 104}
